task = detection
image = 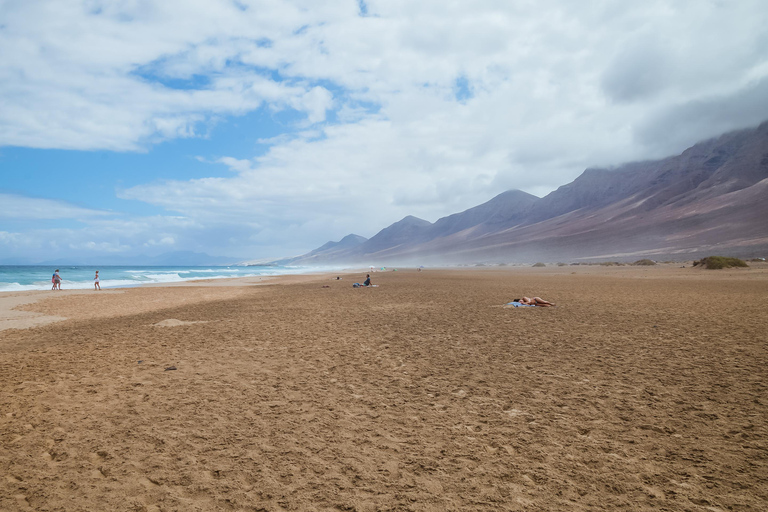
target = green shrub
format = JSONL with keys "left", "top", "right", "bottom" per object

{"left": 633, "top": 259, "right": 656, "bottom": 266}
{"left": 557, "top": 262, "right": 567, "bottom": 267}
{"left": 532, "top": 262, "right": 546, "bottom": 267}
{"left": 694, "top": 256, "right": 749, "bottom": 269}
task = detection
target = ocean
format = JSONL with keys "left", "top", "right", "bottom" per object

{"left": 0, "top": 265, "right": 320, "bottom": 293}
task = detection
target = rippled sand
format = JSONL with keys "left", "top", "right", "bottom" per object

{"left": 1, "top": 265, "right": 766, "bottom": 511}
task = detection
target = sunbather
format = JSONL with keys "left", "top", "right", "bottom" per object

{"left": 514, "top": 296, "right": 555, "bottom": 307}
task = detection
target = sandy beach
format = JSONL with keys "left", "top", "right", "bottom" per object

{"left": 1, "top": 265, "right": 766, "bottom": 511}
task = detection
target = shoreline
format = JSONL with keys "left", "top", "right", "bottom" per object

{"left": 0, "top": 268, "right": 366, "bottom": 332}
{"left": 2, "top": 263, "right": 764, "bottom": 332}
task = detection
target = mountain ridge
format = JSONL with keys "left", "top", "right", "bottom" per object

{"left": 280, "top": 121, "right": 768, "bottom": 265}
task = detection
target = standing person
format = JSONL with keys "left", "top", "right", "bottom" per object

{"left": 53, "top": 269, "right": 62, "bottom": 290}
{"left": 94, "top": 270, "right": 101, "bottom": 291}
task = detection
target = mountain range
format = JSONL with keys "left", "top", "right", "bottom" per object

{"left": 276, "top": 121, "right": 768, "bottom": 265}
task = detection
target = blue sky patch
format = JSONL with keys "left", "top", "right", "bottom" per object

{"left": 454, "top": 75, "right": 473, "bottom": 102}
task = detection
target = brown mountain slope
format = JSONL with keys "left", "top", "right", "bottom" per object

{"left": 287, "top": 121, "right": 768, "bottom": 264}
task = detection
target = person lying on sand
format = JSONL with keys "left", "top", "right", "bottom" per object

{"left": 514, "top": 296, "right": 555, "bottom": 307}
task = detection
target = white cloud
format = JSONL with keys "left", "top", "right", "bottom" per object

{"left": 74, "top": 240, "right": 132, "bottom": 253}
{"left": 0, "top": 213, "right": 230, "bottom": 261}
{"left": 145, "top": 237, "right": 176, "bottom": 247}
{"left": 4, "top": 1, "right": 767, "bottom": 156}
{"left": 0, "top": 231, "right": 23, "bottom": 245}
{"left": 0, "top": 193, "right": 112, "bottom": 219}
{"left": 0, "top": 0, "right": 334, "bottom": 150}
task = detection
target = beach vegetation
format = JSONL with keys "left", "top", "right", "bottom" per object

{"left": 693, "top": 256, "right": 749, "bottom": 269}
{"left": 633, "top": 259, "right": 656, "bottom": 266}
{"left": 557, "top": 262, "right": 567, "bottom": 266}
{"left": 532, "top": 262, "right": 546, "bottom": 267}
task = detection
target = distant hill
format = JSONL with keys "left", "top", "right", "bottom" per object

{"left": 270, "top": 234, "right": 368, "bottom": 265}
{"left": 144, "top": 251, "right": 235, "bottom": 266}
{"left": 282, "top": 121, "right": 768, "bottom": 264}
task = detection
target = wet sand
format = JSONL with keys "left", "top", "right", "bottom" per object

{"left": 1, "top": 266, "right": 767, "bottom": 511}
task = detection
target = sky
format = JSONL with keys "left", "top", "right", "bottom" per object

{"left": 2, "top": 0, "right": 768, "bottom": 263}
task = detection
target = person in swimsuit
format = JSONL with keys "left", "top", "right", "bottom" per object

{"left": 53, "top": 269, "right": 62, "bottom": 291}
{"left": 514, "top": 296, "right": 555, "bottom": 307}
{"left": 94, "top": 270, "right": 101, "bottom": 291}
{"left": 363, "top": 274, "right": 372, "bottom": 286}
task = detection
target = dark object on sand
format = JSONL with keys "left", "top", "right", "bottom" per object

{"left": 164, "top": 366, "right": 177, "bottom": 371}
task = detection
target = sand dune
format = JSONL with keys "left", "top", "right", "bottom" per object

{"left": 1, "top": 266, "right": 766, "bottom": 510}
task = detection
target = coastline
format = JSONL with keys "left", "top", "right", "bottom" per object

{"left": 2, "top": 262, "right": 765, "bottom": 332}
{"left": 0, "top": 270, "right": 352, "bottom": 332}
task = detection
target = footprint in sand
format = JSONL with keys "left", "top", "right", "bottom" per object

{"left": 152, "top": 319, "right": 208, "bottom": 327}
{"left": 139, "top": 476, "right": 161, "bottom": 488}
{"left": 502, "top": 404, "right": 524, "bottom": 417}
{"left": 382, "top": 460, "right": 400, "bottom": 479}
{"left": 13, "top": 495, "right": 32, "bottom": 510}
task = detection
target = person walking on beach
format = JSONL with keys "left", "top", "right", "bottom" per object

{"left": 94, "top": 270, "right": 101, "bottom": 291}
{"left": 52, "top": 269, "right": 62, "bottom": 290}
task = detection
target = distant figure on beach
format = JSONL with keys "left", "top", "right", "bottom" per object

{"left": 515, "top": 296, "right": 555, "bottom": 307}
{"left": 94, "top": 270, "right": 101, "bottom": 291}
{"left": 353, "top": 274, "right": 375, "bottom": 288}
{"left": 52, "top": 269, "right": 62, "bottom": 290}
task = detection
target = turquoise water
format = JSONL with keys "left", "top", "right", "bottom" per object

{"left": 0, "top": 265, "right": 317, "bottom": 292}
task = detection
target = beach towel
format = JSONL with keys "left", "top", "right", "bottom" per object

{"left": 506, "top": 301, "right": 534, "bottom": 307}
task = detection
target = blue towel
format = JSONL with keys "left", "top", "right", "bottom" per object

{"left": 506, "top": 301, "right": 534, "bottom": 307}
